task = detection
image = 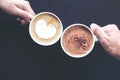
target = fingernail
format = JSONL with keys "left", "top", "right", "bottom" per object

{"left": 90, "top": 23, "right": 96, "bottom": 30}
{"left": 27, "top": 14, "right": 34, "bottom": 22}
{"left": 28, "top": 14, "right": 34, "bottom": 19}
{"left": 90, "top": 23, "right": 100, "bottom": 30}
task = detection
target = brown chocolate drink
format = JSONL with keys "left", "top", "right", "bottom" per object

{"left": 61, "top": 24, "right": 94, "bottom": 57}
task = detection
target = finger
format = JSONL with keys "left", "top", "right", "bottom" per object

{"left": 90, "top": 23, "right": 109, "bottom": 39}
{"left": 22, "top": 1, "right": 35, "bottom": 15}
{"left": 17, "top": 17, "right": 21, "bottom": 22}
{"left": 106, "top": 24, "right": 119, "bottom": 31}
{"left": 21, "top": 19, "right": 28, "bottom": 25}
{"left": 20, "top": 1, "right": 35, "bottom": 21}
{"left": 90, "top": 23, "right": 110, "bottom": 47}
{"left": 17, "top": 17, "right": 28, "bottom": 25}
{"left": 14, "top": 5, "right": 34, "bottom": 22}
{"left": 102, "top": 24, "right": 119, "bottom": 31}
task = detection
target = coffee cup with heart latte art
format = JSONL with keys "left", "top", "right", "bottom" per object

{"left": 29, "top": 12, "right": 63, "bottom": 46}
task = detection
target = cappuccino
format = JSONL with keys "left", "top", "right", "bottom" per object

{"left": 61, "top": 24, "right": 95, "bottom": 58}
{"left": 29, "top": 12, "right": 63, "bottom": 46}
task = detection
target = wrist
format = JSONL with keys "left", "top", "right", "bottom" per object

{"left": 0, "top": 0, "right": 1, "bottom": 9}
{"left": 0, "top": 0, "right": 3, "bottom": 9}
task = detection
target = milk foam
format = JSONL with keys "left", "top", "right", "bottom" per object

{"left": 35, "top": 19, "right": 57, "bottom": 39}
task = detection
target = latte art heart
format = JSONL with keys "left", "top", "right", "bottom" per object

{"left": 35, "top": 19, "right": 57, "bottom": 39}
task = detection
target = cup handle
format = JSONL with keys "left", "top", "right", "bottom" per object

{"left": 94, "top": 35, "right": 98, "bottom": 42}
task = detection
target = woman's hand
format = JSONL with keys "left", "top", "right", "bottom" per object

{"left": 0, "top": 0, "right": 35, "bottom": 25}
{"left": 90, "top": 23, "right": 120, "bottom": 60}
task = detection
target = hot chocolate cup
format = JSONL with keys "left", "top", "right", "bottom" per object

{"left": 61, "top": 23, "right": 97, "bottom": 58}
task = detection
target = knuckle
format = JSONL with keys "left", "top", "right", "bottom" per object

{"left": 24, "top": 1, "right": 30, "bottom": 5}
{"left": 110, "top": 24, "right": 117, "bottom": 28}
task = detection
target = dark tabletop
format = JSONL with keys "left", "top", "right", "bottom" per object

{"left": 0, "top": 0, "right": 120, "bottom": 80}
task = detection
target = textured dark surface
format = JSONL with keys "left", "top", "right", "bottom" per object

{"left": 0, "top": 0, "right": 120, "bottom": 80}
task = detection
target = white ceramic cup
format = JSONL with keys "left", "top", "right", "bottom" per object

{"left": 29, "top": 12, "right": 63, "bottom": 46}
{"left": 61, "top": 23, "right": 97, "bottom": 58}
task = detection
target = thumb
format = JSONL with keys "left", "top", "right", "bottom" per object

{"left": 90, "top": 23, "right": 109, "bottom": 44}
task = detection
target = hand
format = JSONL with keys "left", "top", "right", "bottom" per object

{"left": 90, "top": 23, "right": 120, "bottom": 60}
{"left": 0, "top": 0, "right": 35, "bottom": 25}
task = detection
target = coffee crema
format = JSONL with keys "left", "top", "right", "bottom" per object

{"left": 61, "top": 25, "right": 94, "bottom": 56}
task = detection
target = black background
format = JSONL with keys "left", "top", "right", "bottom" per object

{"left": 0, "top": 0, "right": 120, "bottom": 80}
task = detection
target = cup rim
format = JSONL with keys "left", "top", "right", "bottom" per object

{"left": 29, "top": 12, "right": 63, "bottom": 46}
{"left": 60, "top": 23, "right": 95, "bottom": 58}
